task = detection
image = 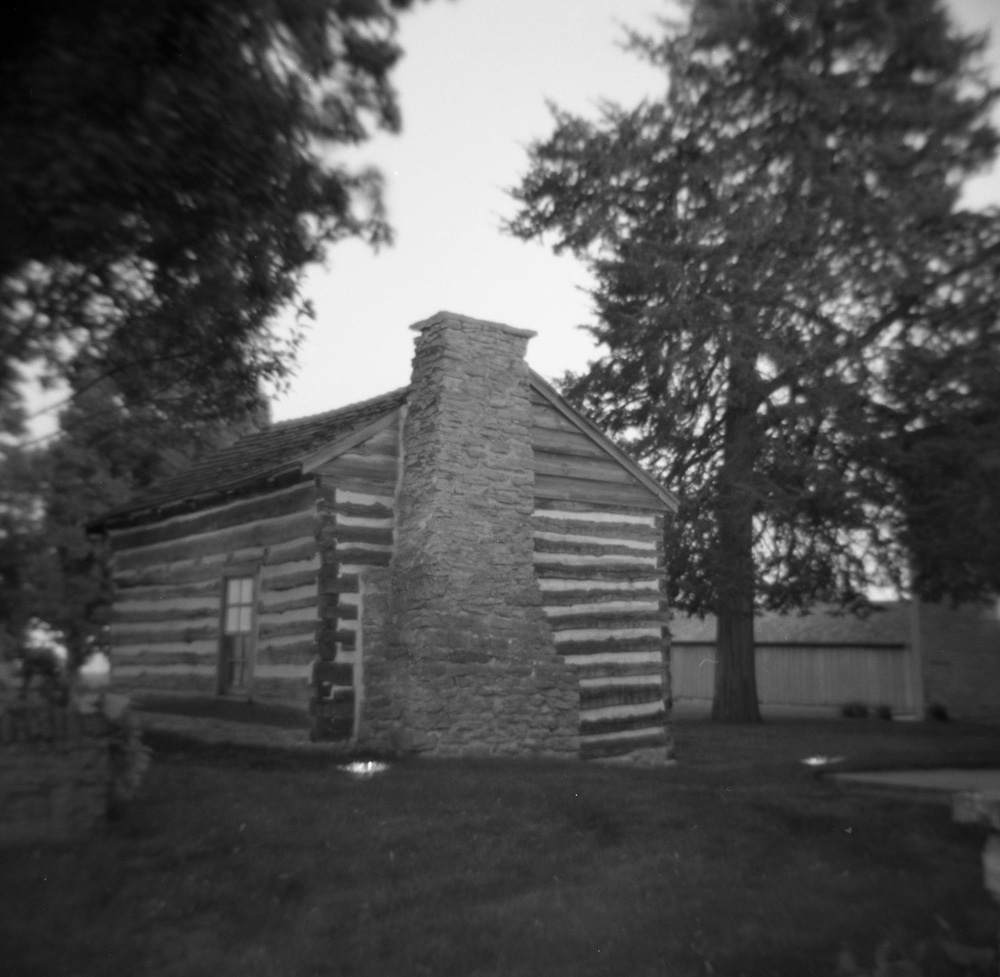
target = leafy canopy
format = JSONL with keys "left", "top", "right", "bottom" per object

{"left": 0, "top": 0, "right": 423, "bottom": 433}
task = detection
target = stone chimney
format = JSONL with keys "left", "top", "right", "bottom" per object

{"left": 357, "top": 312, "right": 579, "bottom": 757}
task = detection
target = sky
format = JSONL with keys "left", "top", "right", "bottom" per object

{"left": 269, "top": 0, "right": 1000, "bottom": 425}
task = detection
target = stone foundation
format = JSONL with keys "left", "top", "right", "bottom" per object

{"left": 0, "top": 704, "right": 113, "bottom": 845}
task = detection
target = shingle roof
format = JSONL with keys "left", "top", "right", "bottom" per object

{"left": 94, "top": 387, "right": 408, "bottom": 529}
{"left": 670, "top": 603, "right": 911, "bottom": 645}
{"left": 92, "top": 364, "right": 676, "bottom": 531}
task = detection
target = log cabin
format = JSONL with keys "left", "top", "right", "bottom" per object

{"left": 90, "top": 312, "right": 679, "bottom": 762}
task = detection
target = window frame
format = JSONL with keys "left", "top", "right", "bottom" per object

{"left": 217, "top": 564, "right": 261, "bottom": 699}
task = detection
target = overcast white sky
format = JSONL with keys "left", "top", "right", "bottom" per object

{"left": 270, "top": 0, "right": 1000, "bottom": 424}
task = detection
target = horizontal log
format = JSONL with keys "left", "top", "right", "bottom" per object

{"left": 334, "top": 514, "right": 393, "bottom": 533}
{"left": 573, "top": 662, "right": 664, "bottom": 681}
{"left": 545, "top": 601, "right": 662, "bottom": 621}
{"left": 562, "top": 649, "right": 664, "bottom": 668}
{"left": 114, "top": 649, "right": 214, "bottom": 667}
{"left": 251, "top": 677, "right": 311, "bottom": 703}
{"left": 580, "top": 685, "right": 664, "bottom": 710}
{"left": 256, "top": 639, "right": 316, "bottom": 665}
{"left": 112, "top": 672, "right": 217, "bottom": 695}
{"left": 540, "top": 588, "right": 661, "bottom": 606}
{"left": 539, "top": 574, "right": 661, "bottom": 591}
{"left": 258, "top": 619, "right": 316, "bottom": 640}
{"left": 555, "top": 637, "right": 664, "bottom": 657}
{"left": 113, "top": 638, "right": 218, "bottom": 659}
{"left": 531, "top": 425, "right": 609, "bottom": 460}
{"left": 264, "top": 539, "right": 319, "bottom": 566}
{"left": 534, "top": 564, "right": 661, "bottom": 582}
{"left": 533, "top": 498, "right": 664, "bottom": 521}
{"left": 531, "top": 515, "right": 658, "bottom": 540}
{"left": 258, "top": 593, "right": 317, "bottom": 616}
{"left": 260, "top": 581, "right": 315, "bottom": 606}
{"left": 112, "top": 604, "right": 218, "bottom": 625}
{"left": 255, "top": 663, "right": 312, "bottom": 681}
{"left": 555, "top": 628, "right": 662, "bottom": 647}
{"left": 331, "top": 487, "right": 395, "bottom": 508}
{"left": 328, "top": 424, "right": 399, "bottom": 460}
{"left": 312, "top": 686, "right": 356, "bottom": 707}
{"left": 534, "top": 473, "right": 664, "bottom": 511}
{"left": 111, "top": 623, "right": 218, "bottom": 646}
{"left": 547, "top": 613, "right": 669, "bottom": 632}
{"left": 580, "top": 707, "right": 667, "bottom": 737}
{"left": 114, "top": 579, "right": 222, "bottom": 601}
{"left": 313, "top": 660, "right": 354, "bottom": 686}
{"left": 530, "top": 398, "right": 586, "bottom": 433}
{"left": 109, "top": 481, "right": 318, "bottom": 551}
{"left": 313, "top": 454, "right": 398, "bottom": 483}
{"left": 115, "top": 510, "right": 320, "bottom": 571}
{"left": 534, "top": 553, "right": 658, "bottom": 571}
{"left": 335, "top": 550, "right": 391, "bottom": 568}
{"left": 580, "top": 728, "right": 669, "bottom": 760}
{"left": 261, "top": 562, "right": 319, "bottom": 589}
{"left": 328, "top": 524, "right": 394, "bottom": 546}
{"left": 115, "top": 663, "right": 217, "bottom": 679}
{"left": 534, "top": 537, "right": 659, "bottom": 559}
{"left": 329, "top": 500, "right": 394, "bottom": 520}
{"left": 318, "top": 574, "right": 357, "bottom": 595}
{"left": 534, "top": 453, "right": 644, "bottom": 487}
{"left": 336, "top": 603, "right": 358, "bottom": 621}
{"left": 114, "top": 560, "right": 228, "bottom": 588}
{"left": 334, "top": 631, "right": 356, "bottom": 649}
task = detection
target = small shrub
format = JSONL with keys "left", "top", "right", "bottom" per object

{"left": 874, "top": 704, "right": 893, "bottom": 721}
{"left": 840, "top": 701, "right": 870, "bottom": 719}
{"left": 104, "top": 696, "right": 152, "bottom": 816}
{"left": 925, "top": 702, "right": 950, "bottom": 722}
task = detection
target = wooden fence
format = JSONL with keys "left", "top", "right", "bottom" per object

{"left": 670, "top": 641, "right": 917, "bottom": 716}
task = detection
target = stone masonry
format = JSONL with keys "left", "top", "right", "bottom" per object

{"left": 0, "top": 703, "right": 112, "bottom": 845}
{"left": 356, "top": 312, "right": 580, "bottom": 757}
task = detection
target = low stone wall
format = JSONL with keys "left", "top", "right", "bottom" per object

{"left": 0, "top": 704, "right": 113, "bottom": 845}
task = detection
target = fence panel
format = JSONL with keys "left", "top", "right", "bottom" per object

{"left": 671, "top": 642, "right": 912, "bottom": 714}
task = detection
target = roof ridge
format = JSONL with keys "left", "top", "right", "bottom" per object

{"left": 269, "top": 385, "right": 409, "bottom": 431}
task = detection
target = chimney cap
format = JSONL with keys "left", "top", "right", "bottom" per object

{"left": 409, "top": 310, "right": 537, "bottom": 340}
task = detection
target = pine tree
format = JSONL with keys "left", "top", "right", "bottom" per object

{"left": 508, "top": 0, "right": 1000, "bottom": 721}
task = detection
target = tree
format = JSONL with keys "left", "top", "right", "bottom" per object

{"left": 0, "top": 379, "right": 269, "bottom": 661}
{"left": 0, "top": 0, "right": 426, "bottom": 433}
{"left": 507, "top": 0, "right": 1000, "bottom": 720}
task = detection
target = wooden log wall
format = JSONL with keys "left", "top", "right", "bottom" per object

{"left": 532, "top": 503, "right": 669, "bottom": 759}
{"left": 108, "top": 480, "right": 321, "bottom": 703}
{"left": 311, "top": 417, "right": 400, "bottom": 740}
{"left": 530, "top": 390, "right": 672, "bottom": 760}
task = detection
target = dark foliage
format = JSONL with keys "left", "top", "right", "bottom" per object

{"left": 508, "top": 0, "right": 1000, "bottom": 720}
{"left": 0, "top": 0, "right": 425, "bottom": 431}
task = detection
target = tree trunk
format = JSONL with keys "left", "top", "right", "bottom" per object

{"left": 712, "top": 580, "right": 761, "bottom": 723}
{"left": 711, "top": 367, "right": 762, "bottom": 724}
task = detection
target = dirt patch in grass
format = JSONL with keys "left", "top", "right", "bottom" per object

{"left": 1, "top": 718, "right": 998, "bottom": 977}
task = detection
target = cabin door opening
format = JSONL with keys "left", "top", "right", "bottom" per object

{"left": 219, "top": 575, "right": 256, "bottom": 695}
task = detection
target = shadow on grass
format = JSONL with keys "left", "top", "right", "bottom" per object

{"left": 0, "top": 717, "right": 998, "bottom": 977}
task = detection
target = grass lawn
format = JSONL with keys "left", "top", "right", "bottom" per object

{"left": 2, "top": 718, "right": 1000, "bottom": 977}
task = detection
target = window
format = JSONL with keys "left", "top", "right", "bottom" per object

{"left": 219, "top": 575, "right": 256, "bottom": 695}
